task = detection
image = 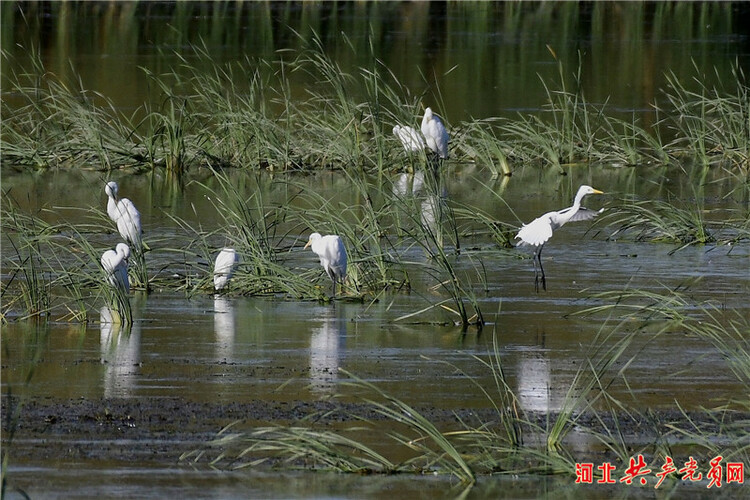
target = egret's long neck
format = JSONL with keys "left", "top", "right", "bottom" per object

{"left": 572, "top": 189, "right": 587, "bottom": 208}
{"left": 106, "top": 194, "right": 119, "bottom": 220}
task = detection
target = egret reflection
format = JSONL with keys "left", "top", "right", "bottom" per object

{"left": 100, "top": 307, "right": 141, "bottom": 398}
{"left": 516, "top": 353, "right": 560, "bottom": 413}
{"left": 309, "top": 311, "right": 346, "bottom": 397}
{"left": 213, "top": 296, "right": 236, "bottom": 363}
{"left": 392, "top": 171, "right": 425, "bottom": 198}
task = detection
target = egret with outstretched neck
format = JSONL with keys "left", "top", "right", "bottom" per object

{"left": 516, "top": 185, "right": 604, "bottom": 291}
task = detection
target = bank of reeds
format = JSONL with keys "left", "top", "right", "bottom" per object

{"left": 4, "top": 36, "right": 749, "bottom": 177}
{"left": 662, "top": 63, "right": 750, "bottom": 169}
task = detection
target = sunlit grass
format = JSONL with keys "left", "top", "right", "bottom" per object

{"left": 3, "top": 36, "right": 749, "bottom": 176}
{"left": 600, "top": 198, "right": 716, "bottom": 250}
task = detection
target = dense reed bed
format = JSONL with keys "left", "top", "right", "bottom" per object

{"left": 3, "top": 34, "right": 750, "bottom": 174}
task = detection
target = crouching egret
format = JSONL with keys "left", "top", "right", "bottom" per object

{"left": 304, "top": 233, "right": 347, "bottom": 297}
{"left": 516, "top": 185, "right": 604, "bottom": 292}
{"left": 101, "top": 243, "right": 131, "bottom": 293}
{"left": 393, "top": 125, "right": 426, "bottom": 152}
{"left": 105, "top": 181, "right": 142, "bottom": 250}
{"left": 421, "top": 107, "right": 449, "bottom": 159}
{"left": 213, "top": 248, "right": 239, "bottom": 291}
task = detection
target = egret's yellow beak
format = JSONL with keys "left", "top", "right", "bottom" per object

{"left": 592, "top": 189, "right": 604, "bottom": 195}
{"left": 304, "top": 240, "right": 312, "bottom": 249}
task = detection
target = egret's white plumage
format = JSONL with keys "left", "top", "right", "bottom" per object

{"left": 105, "top": 181, "right": 142, "bottom": 249}
{"left": 101, "top": 243, "right": 131, "bottom": 293}
{"left": 213, "top": 248, "right": 239, "bottom": 291}
{"left": 305, "top": 232, "right": 347, "bottom": 296}
{"left": 421, "top": 107, "right": 449, "bottom": 159}
{"left": 393, "top": 125, "right": 426, "bottom": 152}
{"left": 516, "top": 185, "right": 604, "bottom": 291}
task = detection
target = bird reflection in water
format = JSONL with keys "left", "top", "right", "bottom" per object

{"left": 213, "top": 296, "right": 236, "bottom": 363}
{"left": 516, "top": 353, "right": 558, "bottom": 414}
{"left": 309, "top": 310, "right": 346, "bottom": 397}
{"left": 100, "top": 307, "right": 140, "bottom": 398}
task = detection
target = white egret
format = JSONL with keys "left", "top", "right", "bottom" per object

{"left": 515, "top": 185, "right": 604, "bottom": 291}
{"left": 393, "top": 125, "right": 426, "bottom": 152}
{"left": 213, "top": 248, "right": 239, "bottom": 291}
{"left": 304, "top": 232, "right": 347, "bottom": 297}
{"left": 105, "top": 181, "right": 142, "bottom": 249}
{"left": 421, "top": 107, "right": 449, "bottom": 159}
{"left": 101, "top": 243, "right": 131, "bottom": 293}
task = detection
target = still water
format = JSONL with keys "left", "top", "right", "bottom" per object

{"left": 3, "top": 1, "right": 750, "bottom": 498}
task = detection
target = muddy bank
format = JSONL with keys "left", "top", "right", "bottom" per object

{"left": 4, "top": 395, "right": 747, "bottom": 467}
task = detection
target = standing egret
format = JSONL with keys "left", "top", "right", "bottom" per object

{"left": 101, "top": 243, "right": 131, "bottom": 293}
{"left": 421, "top": 107, "right": 449, "bottom": 159}
{"left": 393, "top": 125, "right": 426, "bottom": 152}
{"left": 515, "top": 185, "right": 604, "bottom": 292}
{"left": 105, "top": 181, "right": 142, "bottom": 249}
{"left": 304, "top": 232, "right": 347, "bottom": 297}
{"left": 213, "top": 248, "right": 239, "bottom": 291}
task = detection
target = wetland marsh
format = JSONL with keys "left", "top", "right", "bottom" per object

{"left": 2, "top": 2, "right": 750, "bottom": 498}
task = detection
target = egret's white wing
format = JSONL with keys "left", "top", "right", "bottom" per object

{"left": 115, "top": 198, "right": 142, "bottom": 247}
{"left": 213, "top": 248, "right": 239, "bottom": 290}
{"left": 101, "top": 249, "right": 129, "bottom": 291}
{"left": 321, "top": 235, "right": 347, "bottom": 280}
{"left": 516, "top": 215, "right": 554, "bottom": 246}
{"left": 394, "top": 125, "right": 425, "bottom": 152}
{"left": 101, "top": 249, "right": 118, "bottom": 274}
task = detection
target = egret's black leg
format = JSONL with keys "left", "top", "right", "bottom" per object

{"left": 537, "top": 245, "right": 547, "bottom": 291}
{"left": 532, "top": 249, "right": 540, "bottom": 293}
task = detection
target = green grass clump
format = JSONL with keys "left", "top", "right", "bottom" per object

{"left": 4, "top": 35, "right": 749, "bottom": 178}
{"left": 601, "top": 198, "right": 715, "bottom": 250}
{"left": 661, "top": 62, "right": 750, "bottom": 169}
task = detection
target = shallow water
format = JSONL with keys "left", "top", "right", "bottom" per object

{"left": 3, "top": 2, "right": 750, "bottom": 497}
{"left": 3, "top": 164, "right": 749, "bottom": 497}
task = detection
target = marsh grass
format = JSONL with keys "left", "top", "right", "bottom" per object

{"left": 600, "top": 197, "right": 715, "bottom": 250}
{"left": 0, "top": 203, "right": 136, "bottom": 323}
{"left": 162, "top": 176, "right": 322, "bottom": 300}
{"left": 662, "top": 62, "right": 750, "bottom": 169}
{"left": 4, "top": 35, "right": 749, "bottom": 177}
{"left": 574, "top": 284, "right": 750, "bottom": 465}
{"left": 457, "top": 118, "right": 511, "bottom": 177}
{"left": 391, "top": 170, "right": 485, "bottom": 330}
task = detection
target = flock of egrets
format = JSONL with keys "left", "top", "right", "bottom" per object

{"left": 100, "top": 107, "right": 604, "bottom": 302}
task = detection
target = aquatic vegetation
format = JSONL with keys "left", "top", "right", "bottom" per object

{"left": 601, "top": 198, "right": 715, "bottom": 250}
{"left": 661, "top": 63, "right": 750, "bottom": 169}
{"left": 1, "top": 211, "right": 52, "bottom": 321}
{"left": 3, "top": 32, "right": 749, "bottom": 178}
